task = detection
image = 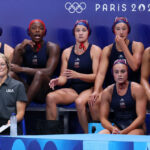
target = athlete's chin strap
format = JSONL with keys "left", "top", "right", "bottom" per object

{"left": 79, "top": 42, "right": 86, "bottom": 51}
{"left": 35, "top": 43, "right": 42, "bottom": 52}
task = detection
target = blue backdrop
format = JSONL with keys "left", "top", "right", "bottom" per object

{"left": 0, "top": 0, "right": 150, "bottom": 50}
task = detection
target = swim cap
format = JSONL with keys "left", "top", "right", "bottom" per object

{"left": 73, "top": 20, "right": 91, "bottom": 36}
{"left": 28, "top": 19, "right": 46, "bottom": 33}
{"left": 112, "top": 17, "right": 131, "bottom": 33}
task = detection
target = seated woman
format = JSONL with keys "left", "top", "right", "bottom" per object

{"left": 0, "top": 53, "right": 27, "bottom": 135}
{"left": 46, "top": 20, "right": 102, "bottom": 133}
{"left": 99, "top": 59, "right": 147, "bottom": 135}
{"left": 10, "top": 19, "right": 60, "bottom": 105}
{"left": 90, "top": 17, "right": 144, "bottom": 107}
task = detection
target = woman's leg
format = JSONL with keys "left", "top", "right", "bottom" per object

{"left": 75, "top": 88, "right": 93, "bottom": 133}
{"left": 128, "top": 128, "right": 145, "bottom": 135}
{"left": 99, "top": 129, "right": 111, "bottom": 134}
{"left": 46, "top": 88, "right": 78, "bottom": 120}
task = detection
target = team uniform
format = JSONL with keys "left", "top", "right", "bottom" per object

{"left": 22, "top": 41, "right": 48, "bottom": 84}
{"left": 110, "top": 82, "right": 137, "bottom": 130}
{"left": 67, "top": 44, "right": 93, "bottom": 94}
{"left": 0, "top": 76, "right": 27, "bottom": 134}
{"left": 104, "top": 41, "right": 141, "bottom": 87}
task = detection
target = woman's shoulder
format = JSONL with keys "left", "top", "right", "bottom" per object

{"left": 62, "top": 45, "right": 73, "bottom": 58}
{"left": 103, "top": 84, "right": 114, "bottom": 95}
{"left": 131, "top": 82, "right": 144, "bottom": 93}
{"left": 103, "top": 43, "right": 113, "bottom": 51}
{"left": 144, "top": 46, "right": 150, "bottom": 54}
{"left": 91, "top": 44, "right": 102, "bottom": 50}
{"left": 47, "top": 41, "right": 59, "bottom": 47}
{"left": 132, "top": 40, "right": 144, "bottom": 48}
{"left": 63, "top": 45, "right": 73, "bottom": 53}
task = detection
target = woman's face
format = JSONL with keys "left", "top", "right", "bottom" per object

{"left": 0, "top": 57, "right": 8, "bottom": 78}
{"left": 114, "top": 22, "right": 129, "bottom": 40}
{"left": 74, "top": 25, "right": 89, "bottom": 43}
{"left": 29, "top": 21, "right": 46, "bottom": 43}
{"left": 113, "top": 63, "right": 128, "bottom": 84}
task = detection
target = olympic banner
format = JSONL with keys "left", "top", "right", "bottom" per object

{"left": 0, "top": 0, "right": 149, "bottom": 50}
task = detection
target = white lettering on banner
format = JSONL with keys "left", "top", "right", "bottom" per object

{"left": 96, "top": 3, "right": 127, "bottom": 12}
{"left": 65, "top": 1, "right": 150, "bottom": 13}
{"left": 95, "top": 3, "right": 150, "bottom": 12}
{"left": 95, "top": 4, "right": 100, "bottom": 11}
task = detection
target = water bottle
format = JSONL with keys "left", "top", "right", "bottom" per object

{"left": 10, "top": 113, "right": 17, "bottom": 136}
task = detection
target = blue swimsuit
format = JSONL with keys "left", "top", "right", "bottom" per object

{"left": 22, "top": 41, "right": 48, "bottom": 84}
{"left": 110, "top": 82, "right": 137, "bottom": 130}
{"left": 67, "top": 44, "right": 93, "bottom": 94}
{"left": 23, "top": 41, "right": 48, "bottom": 68}
{"left": 104, "top": 41, "right": 141, "bottom": 87}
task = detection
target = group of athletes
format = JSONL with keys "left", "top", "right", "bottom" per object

{"left": 0, "top": 17, "right": 150, "bottom": 135}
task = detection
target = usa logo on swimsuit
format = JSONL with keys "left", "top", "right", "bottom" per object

{"left": 65, "top": 2, "right": 86, "bottom": 13}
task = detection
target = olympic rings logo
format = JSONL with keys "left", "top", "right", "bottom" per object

{"left": 65, "top": 2, "right": 86, "bottom": 13}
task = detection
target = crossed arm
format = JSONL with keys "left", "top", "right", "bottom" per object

{"left": 11, "top": 40, "right": 60, "bottom": 77}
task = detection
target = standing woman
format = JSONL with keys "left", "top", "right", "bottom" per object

{"left": 46, "top": 20, "right": 102, "bottom": 133}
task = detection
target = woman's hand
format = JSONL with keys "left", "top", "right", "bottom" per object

{"left": 10, "top": 64, "right": 22, "bottom": 73}
{"left": 49, "top": 78, "right": 59, "bottom": 90}
{"left": 21, "top": 39, "right": 35, "bottom": 49}
{"left": 112, "top": 127, "right": 120, "bottom": 134}
{"left": 63, "top": 69, "right": 79, "bottom": 79}
{"left": 115, "top": 35, "right": 126, "bottom": 49}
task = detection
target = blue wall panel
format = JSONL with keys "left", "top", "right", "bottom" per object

{"left": 0, "top": 0, "right": 149, "bottom": 49}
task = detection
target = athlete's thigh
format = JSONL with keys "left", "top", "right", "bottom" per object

{"left": 51, "top": 88, "right": 78, "bottom": 104}
{"left": 99, "top": 129, "right": 111, "bottom": 134}
{"left": 76, "top": 88, "right": 93, "bottom": 104}
{"left": 128, "top": 128, "right": 145, "bottom": 135}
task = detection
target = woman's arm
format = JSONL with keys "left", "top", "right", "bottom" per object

{"left": 16, "top": 101, "right": 26, "bottom": 122}
{"left": 116, "top": 36, "right": 144, "bottom": 71}
{"left": 63, "top": 45, "right": 102, "bottom": 83}
{"left": 100, "top": 86, "right": 114, "bottom": 132}
{"left": 120, "top": 83, "right": 147, "bottom": 134}
{"left": 11, "top": 41, "right": 60, "bottom": 77}
{"left": 141, "top": 48, "right": 150, "bottom": 100}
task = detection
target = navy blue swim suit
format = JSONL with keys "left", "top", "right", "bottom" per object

{"left": 67, "top": 44, "right": 93, "bottom": 94}
{"left": 22, "top": 41, "right": 48, "bottom": 84}
{"left": 104, "top": 41, "right": 141, "bottom": 88}
{"left": 110, "top": 82, "right": 137, "bottom": 130}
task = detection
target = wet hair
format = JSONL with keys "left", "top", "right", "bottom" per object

{"left": 112, "top": 17, "right": 131, "bottom": 34}
{"left": 73, "top": 19, "right": 91, "bottom": 36}
{"left": 0, "top": 53, "right": 10, "bottom": 71}
{"left": 27, "top": 19, "right": 47, "bottom": 35}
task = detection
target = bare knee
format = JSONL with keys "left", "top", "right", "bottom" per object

{"left": 75, "top": 98, "right": 86, "bottom": 111}
{"left": 99, "top": 129, "right": 111, "bottom": 134}
{"left": 34, "top": 71, "right": 47, "bottom": 82}
{"left": 46, "top": 92, "right": 57, "bottom": 106}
